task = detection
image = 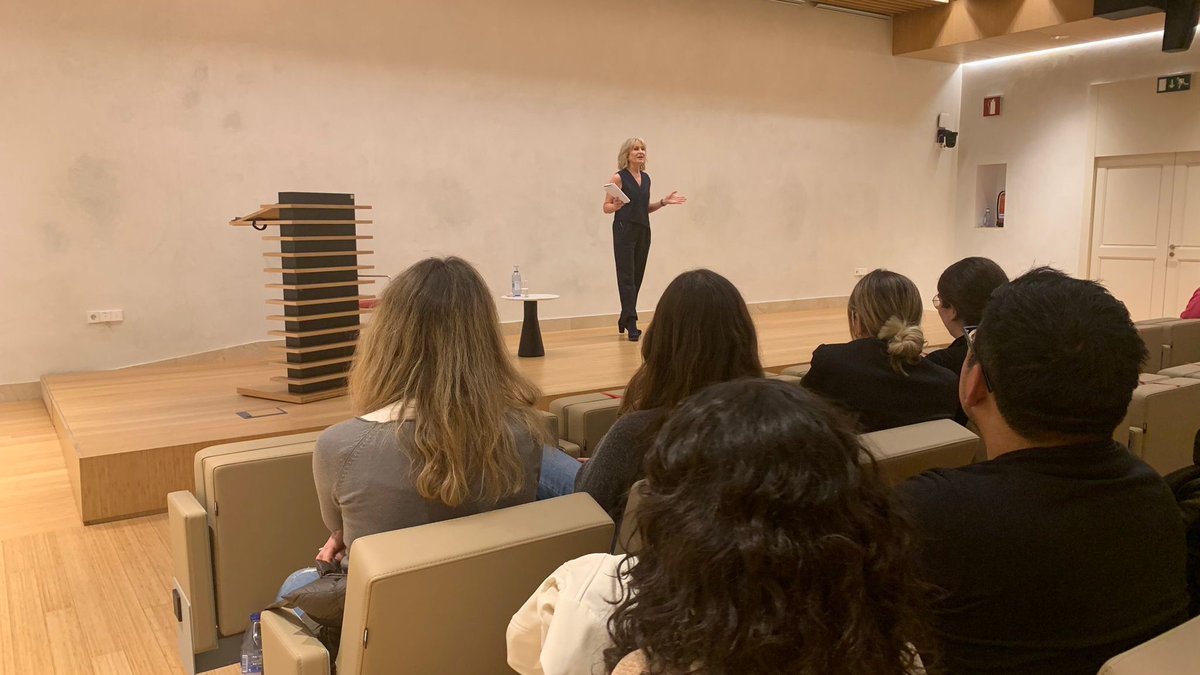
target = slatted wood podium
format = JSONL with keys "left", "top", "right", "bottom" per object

{"left": 231, "top": 191, "right": 373, "bottom": 403}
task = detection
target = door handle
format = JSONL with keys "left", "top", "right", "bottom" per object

{"left": 1169, "top": 244, "right": 1176, "bottom": 250}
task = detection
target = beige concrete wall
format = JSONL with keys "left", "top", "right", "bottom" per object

{"left": 0, "top": 0, "right": 961, "bottom": 384}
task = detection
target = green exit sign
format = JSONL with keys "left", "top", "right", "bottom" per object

{"left": 1157, "top": 73, "right": 1192, "bottom": 93}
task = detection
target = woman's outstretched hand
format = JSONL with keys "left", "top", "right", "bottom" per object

{"left": 663, "top": 191, "right": 687, "bottom": 205}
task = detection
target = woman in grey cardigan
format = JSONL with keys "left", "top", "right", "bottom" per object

{"left": 280, "top": 257, "right": 548, "bottom": 611}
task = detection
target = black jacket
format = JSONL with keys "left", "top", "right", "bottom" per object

{"left": 926, "top": 334, "right": 968, "bottom": 376}
{"left": 898, "top": 441, "right": 1189, "bottom": 674}
{"left": 800, "top": 337, "right": 958, "bottom": 432}
{"left": 1167, "top": 464, "right": 1200, "bottom": 617}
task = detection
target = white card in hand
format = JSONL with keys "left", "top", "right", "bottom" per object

{"left": 604, "top": 183, "right": 631, "bottom": 204}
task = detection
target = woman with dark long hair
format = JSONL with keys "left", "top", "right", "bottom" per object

{"left": 508, "top": 378, "right": 931, "bottom": 675}
{"left": 536, "top": 269, "right": 763, "bottom": 520}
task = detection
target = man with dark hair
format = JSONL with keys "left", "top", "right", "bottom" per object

{"left": 898, "top": 267, "right": 1188, "bottom": 675}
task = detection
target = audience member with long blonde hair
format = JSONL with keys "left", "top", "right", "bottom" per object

{"left": 801, "top": 269, "right": 957, "bottom": 432}
{"left": 277, "top": 256, "right": 547, "bottom": 620}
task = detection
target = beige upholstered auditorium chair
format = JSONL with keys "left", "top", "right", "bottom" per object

{"left": 1116, "top": 377, "right": 1200, "bottom": 474}
{"left": 616, "top": 419, "right": 979, "bottom": 555}
{"left": 861, "top": 419, "right": 980, "bottom": 486}
{"left": 1163, "top": 319, "right": 1200, "bottom": 369}
{"left": 1097, "top": 615, "right": 1200, "bottom": 674}
{"left": 168, "top": 432, "right": 327, "bottom": 675}
{"left": 260, "top": 493, "right": 614, "bottom": 675}
{"left": 1135, "top": 319, "right": 1174, "bottom": 373}
{"left": 548, "top": 390, "right": 624, "bottom": 457}
{"left": 168, "top": 412, "right": 562, "bottom": 673}
{"left": 1157, "top": 362, "right": 1200, "bottom": 379}
{"left": 1136, "top": 318, "right": 1200, "bottom": 373}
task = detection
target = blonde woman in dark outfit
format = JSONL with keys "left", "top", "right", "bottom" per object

{"left": 603, "top": 137, "right": 686, "bottom": 341}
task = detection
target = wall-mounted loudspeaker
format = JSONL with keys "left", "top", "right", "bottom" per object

{"left": 1094, "top": 0, "right": 1200, "bottom": 52}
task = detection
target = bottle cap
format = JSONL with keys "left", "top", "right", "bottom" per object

{"left": 250, "top": 612, "right": 261, "bottom": 621}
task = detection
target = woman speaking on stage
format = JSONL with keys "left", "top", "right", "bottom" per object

{"left": 603, "top": 137, "right": 686, "bottom": 342}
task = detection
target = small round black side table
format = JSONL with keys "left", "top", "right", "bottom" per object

{"left": 502, "top": 294, "right": 559, "bottom": 358}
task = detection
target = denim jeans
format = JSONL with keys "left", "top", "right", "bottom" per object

{"left": 538, "top": 446, "right": 582, "bottom": 500}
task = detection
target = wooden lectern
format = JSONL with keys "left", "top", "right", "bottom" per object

{"left": 230, "top": 191, "right": 374, "bottom": 403}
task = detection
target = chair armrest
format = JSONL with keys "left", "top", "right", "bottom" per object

{"left": 167, "top": 490, "right": 218, "bottom": 654}
{"left": 861, "top": 420, "right": 979, "bottom": 485}
{"left": 1099, "top": 615, "right": 1200, "bottom": 674}
{"left": 549, "top": 393, "right": 608, "bottom": 440}
{"left": 262, "top": 609, "right": 331, "bottom": 675}
{"left": 567, "top": 398, "right": 621, "bottom": 457}
{"left": 558, "top": 439, "right": 582, "bottom": 458}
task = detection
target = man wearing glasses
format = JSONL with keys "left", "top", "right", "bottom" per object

{"left": 896, "top": 267, "right": 1188, "bottom": 675}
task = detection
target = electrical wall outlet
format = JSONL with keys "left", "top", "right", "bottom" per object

{"left": 87, "top": 309, "right": 124, "bottom": 324}
{"left": 853, "top": 268, "right": 869, "bottom": 277}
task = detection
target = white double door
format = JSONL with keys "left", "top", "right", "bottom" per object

{"left": 1090, "top": 152, "right": 1200, "bottom": 321}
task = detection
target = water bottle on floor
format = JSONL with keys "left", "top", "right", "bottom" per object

{"left": 241, "top": 612, "right": 263, "bottom": 674}
{"left": 512, "top": 266, "right": 522, "bottom": 297}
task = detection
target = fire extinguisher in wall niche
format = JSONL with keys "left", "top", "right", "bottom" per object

{"left": 996, "top": 191, "right": 1006, "bottom": 228}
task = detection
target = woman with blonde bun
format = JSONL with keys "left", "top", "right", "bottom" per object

{"left": 801, "top": 269, "right": 958, "bottom": 432}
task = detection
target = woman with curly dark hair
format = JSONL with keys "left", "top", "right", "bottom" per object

{"left": 508, "top": 378, "right": 931, "bottom": 675}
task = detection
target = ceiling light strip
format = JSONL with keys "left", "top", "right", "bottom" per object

{"left": 964, "top": 25, "right": 1198, "bottom": 67}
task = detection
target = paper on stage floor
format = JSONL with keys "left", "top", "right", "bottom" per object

{"left": 604, "top": 183, "right": 631, "bottom": 204}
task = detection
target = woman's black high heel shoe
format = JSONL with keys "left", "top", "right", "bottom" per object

{"left": 618, "top": 317, "right": 627, "bottom": 335}
{"left": 627, "top": 319, "right": 641, "bottom": 342}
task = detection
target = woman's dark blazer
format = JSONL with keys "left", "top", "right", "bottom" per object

{"left": 801, "top": 337, "right": 959, "bottom": 433}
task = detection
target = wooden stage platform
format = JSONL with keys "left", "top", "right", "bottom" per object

{"left": 41, "top": 307, "right": 952, "bottom": 523}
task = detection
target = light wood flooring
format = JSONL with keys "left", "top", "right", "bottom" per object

{"left": 0, "top": 400, "right": 250, "bottom": 675}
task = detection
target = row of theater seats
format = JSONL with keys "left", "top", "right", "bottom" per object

{"left": 1135, "top": 317, "right": 1200, "bottom": 374}
{"left": 510, "top": 319, "right": 1200, "bottom": 471}
{"left": 167, "top": 412, "right": 569, "bottom": 675}
{"left": 547, "top": 373, "right": 803, "bottom": 460}
{"left": 166, "top": 319, "right": 1200, "bottom": 674}
{"left": 166, "top": 407, "right": 977, "bottom": 674}
{"left": 1125, "top": 318, "right": 1200, "bottom": 474}
{"left": 167, "top": 418, "right": 1198, "bottom": 674}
